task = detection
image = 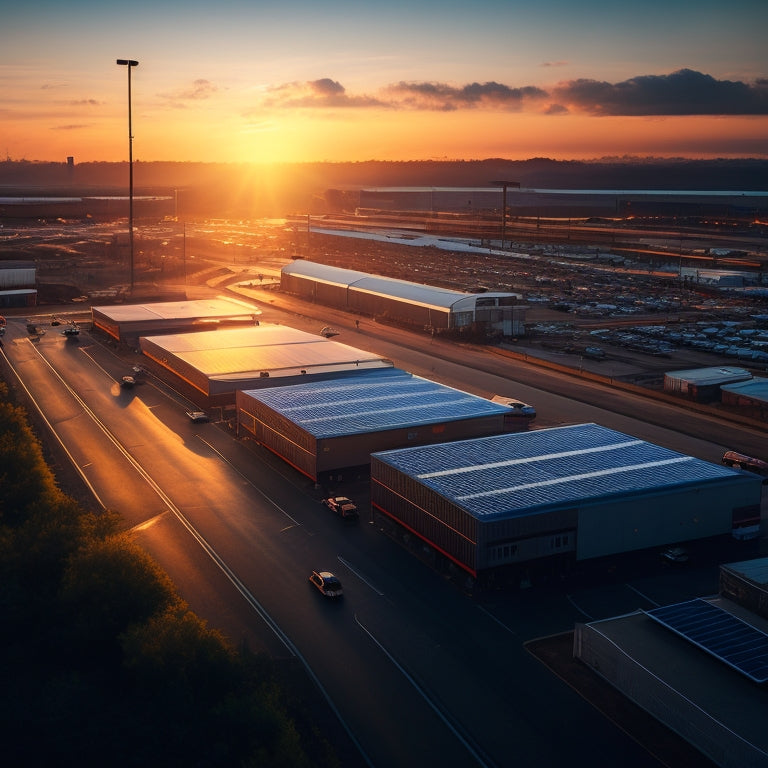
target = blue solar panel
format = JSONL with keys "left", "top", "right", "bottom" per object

{"left": 244, "top": 369, "right": 511, "bottom": 438}
{"left": 372, "top": 423, "right": 742, "bottom": 520}
{"left": 646, "top": 598, "right": 768, "bottom": 683}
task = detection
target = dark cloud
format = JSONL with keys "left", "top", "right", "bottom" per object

{"left": 264, "top": 78, "right": 386, "bottom": 108}
{"left": 261, "top": 70, "right": 768, "bottom": 116}
{"left": 382, "top": 81, "right": 547, "bottom": 111}
{"left": 553, "top": 69, "right": 768, "bottom": 115}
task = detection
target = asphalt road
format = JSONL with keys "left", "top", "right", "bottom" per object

{"left": 1, "top": 302, "right": 764, "bottom": 768}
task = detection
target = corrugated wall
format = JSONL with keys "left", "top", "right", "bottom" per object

{"left": 371, "top": 456, "right": 479, "bottom": 576}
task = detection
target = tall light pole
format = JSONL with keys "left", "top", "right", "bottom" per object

{"left": 491, "top": 180, "right": 520, "bottom": 249}
{"left": 117, "top": 59, "right": 138, "bottom": 292}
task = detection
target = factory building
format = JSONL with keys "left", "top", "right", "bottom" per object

{"left": 663, "top": 366, "right": 753, "bottom": 402}
{"left": 370, "top": 423, "right": 763, "bottom": 579}
{"left": 235, "top": 368, "right": 513, "bottom": 483}
{"left": 91, "top": 297, "right": 262, "bottom": 346}
{"left": 281, "top": 260, "right": 525, "bottom": 336}
{"left": 0, "top": 261, "right": 37, "bottom": 308}
{"left": 721, "top": 377, "right": 768, "bottom": 419}
{"left": 139, "top": 324, "right": 393, "bottom": 407}
{"left": 574, "top": 557, "right": 768, "bottom": 768}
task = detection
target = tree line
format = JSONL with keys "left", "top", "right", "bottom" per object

{"left": 0, "top": 380, "right": 342, "bottom": 767}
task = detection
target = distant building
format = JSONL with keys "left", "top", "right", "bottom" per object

{"left": 0, "top": 260, "right": 37, "bottom": 307}
{"left": 281, "top": 260, "right": 525, "bottom": 337}
{"left": 664, "top": 366, "right": 752, "bottom": 402}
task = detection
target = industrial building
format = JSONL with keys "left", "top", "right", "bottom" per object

{"left": 139, "top": 324, "right": 393, "bottom": 407}
{"left": 370, "top": 423, "right": 763, "bottom": 579}
{"left": 721, "top": 377, "right": 768, "bottom": 418}
{"left": 357, "top": 186, "right": 768, "bottom": 218}
{"left": 663, "top": 366, "right": 753, "bottom": 402}
{"left": 235, "top": 368, "right": 512, "bottom": 483}
{"left": 281, "top": 260, "right": 525, "bottom": 336}
{"left": 0, "top": 261, "right": 37, "bottom": 308}
{"left": 574, "top": 557, "right": 768, "bottom": 768}
{"left": 91, "top": 297, "right": 262, "bottom": 345}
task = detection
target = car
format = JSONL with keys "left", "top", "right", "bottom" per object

{"left": 62, "top": 324, "right": 80, "bottom": 336}
{"left": 721, "top": 451, "right": 768, "bottom": 480}
{"left": 309, "top": 570, "right": 343, "bottom": 598}
{"left": 660, "top": 546, "right": 689, "bottom": 564}
{"left": 322, "top": 495, "right": 359, "bottom": 519}
{"left": 185, "top": 410, "right": 209, "bottom": 423}
{"left": 120, "top": 375, "right": 136, "bottom": 388}
{"left": 504, "top": 400, "right": 536, "bottom": 419}
{"left": 320, "top": 326, "right": 339, "bottom": 338}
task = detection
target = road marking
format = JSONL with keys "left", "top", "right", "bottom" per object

{"left": 355, "top": 615, "right": 497, "bottom": 768}
{"left": 337, "top": 556, "right": 384, "bottom": 596}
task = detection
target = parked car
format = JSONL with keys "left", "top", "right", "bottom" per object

{"left": 320, "top": 326, "right": 339, "bottom": 338}
{"left": 722, "top": 451, "right": 768, "bottom": 481}
{"left": 309, "top": 570, "right": 343, "bottom": 598}
{"left": 660, "top": 546, "right": 689, "bottom": 564}
{"left": 185, "top": 410, "right": 209, "bottom": 423}
{"left": 323, "top": 495, "right": 359, "bottom": 519}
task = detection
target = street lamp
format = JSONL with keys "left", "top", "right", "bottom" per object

{"left": 491, "top": 180, "right": 520, "bottom": 249}
{"left": 116, "top": 58, "right": 139, "bottom": 292}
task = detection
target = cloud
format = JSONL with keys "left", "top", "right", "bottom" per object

{"left": 257, "top": 70, "right": 768, "bottom": 117}
{"left": 383, "top": 81, "right": 547, "bottom": 111}
{"left": 541, "top": 61, "right": 568, "bottom": 68}
{"left": 263, "top": 78, "right": 386, "bottom": 108}
{"left": 553, "top": 69, "right": 768, "bottom": 116}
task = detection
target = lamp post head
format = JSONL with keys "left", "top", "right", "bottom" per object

{"left": 116, "top": 59, "right": 139, "bottom": 67}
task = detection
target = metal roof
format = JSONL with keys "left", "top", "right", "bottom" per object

{"left": 664, "top": 366, "right": 752, "bottom": 385}
{"left": 92, "top": 297, "right": 260, "bottom": 324}
{"left": 722, "top": 558, "right": 768, "bottom": 587}
{"left": 282, "top": 261, "right": 518, "bottom": 312}
{"left": 239, "top": 368, "right": 510, "bottom": 438}
{"left": 721, "top": 377, "right": 768, "bottom": 403}
{"left": 141, "top": 325, "right": 391, "bottom": 379}
{"left": 371, "top": 423, "right": 749, "bottom": 520}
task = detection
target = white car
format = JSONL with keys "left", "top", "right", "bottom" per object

{"left": 309, "top": 570, "right": 343, "bottom": 598}
{"left": 185, "top": 410, "right": 209, "bottom": 423}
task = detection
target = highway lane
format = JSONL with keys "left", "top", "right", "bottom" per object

{"left": 1, "top": 319, "right": 519, "bottom": 767}
{"left": 2, "top": 309, "right": 758, "bottom": 768}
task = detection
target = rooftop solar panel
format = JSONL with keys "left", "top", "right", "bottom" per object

{"left": 646, "top": 599, "right": 768, "bottom": 683}
{"left": 372, "top": 424, "right": 744, "bottom": 519}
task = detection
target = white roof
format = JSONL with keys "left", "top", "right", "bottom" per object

{"left": 664, "top": 366, "right": 752, "bottom": 385}
{"left": 140, "top": 324, "right": 391, "bottom": 379}
{"left": 282, "top": 261, "right": 518, "bottom": 312}
{"left": 92, "top": 297, "right": 259, "bottom": 323}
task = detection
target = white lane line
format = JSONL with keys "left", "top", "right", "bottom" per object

{"left": 355, "top": 615, "right": 496, "bottom": 768}
{"left": 337, "top": 556, "right": 384, "bottom": 596}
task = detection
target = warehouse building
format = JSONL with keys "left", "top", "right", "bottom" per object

{"left": 281, "top": 260, "right": 525, "bottom": 336}
{"left": 574, "top": 558, "right": 768, "bottom": 768}
{"left": 139, "top": 324, "right": 393, "bottom": 407}
{"left": 663, "top": 366, "right": 753, "bottom": 402}
{"left": 370, "top": 423, "right": 763, "bottom": 580}
{"left": 0, "top": 261, "right": 37, "bottom": 308}
{"left": 721, "top": 377, "right": 768, "bottom": 419}
{"left": 91, "top": 297, "right": 262, "bottom": 345}
{"left": 235, "top": 368, "right": 513, "bottom": 483}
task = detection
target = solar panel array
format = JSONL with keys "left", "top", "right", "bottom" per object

{"left": 372, "top": 423, "right": 739, "bottom": 519}
{"left": 244, "top": 368, "right": 511, "bottom": 438}
{"left": 646, "top": 598, "right": 768, "bottom": 683}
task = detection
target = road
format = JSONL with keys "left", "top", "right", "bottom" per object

{"left": 1, "top": 301, "right": 764, "bottom": 768}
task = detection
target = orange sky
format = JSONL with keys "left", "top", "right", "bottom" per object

{"left": 3, "top": 1, "right": 767, "bottom": 164}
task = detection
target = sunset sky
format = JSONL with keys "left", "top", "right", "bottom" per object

{"left": 3, "top": 0, "right": 767, "bottom": 165}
